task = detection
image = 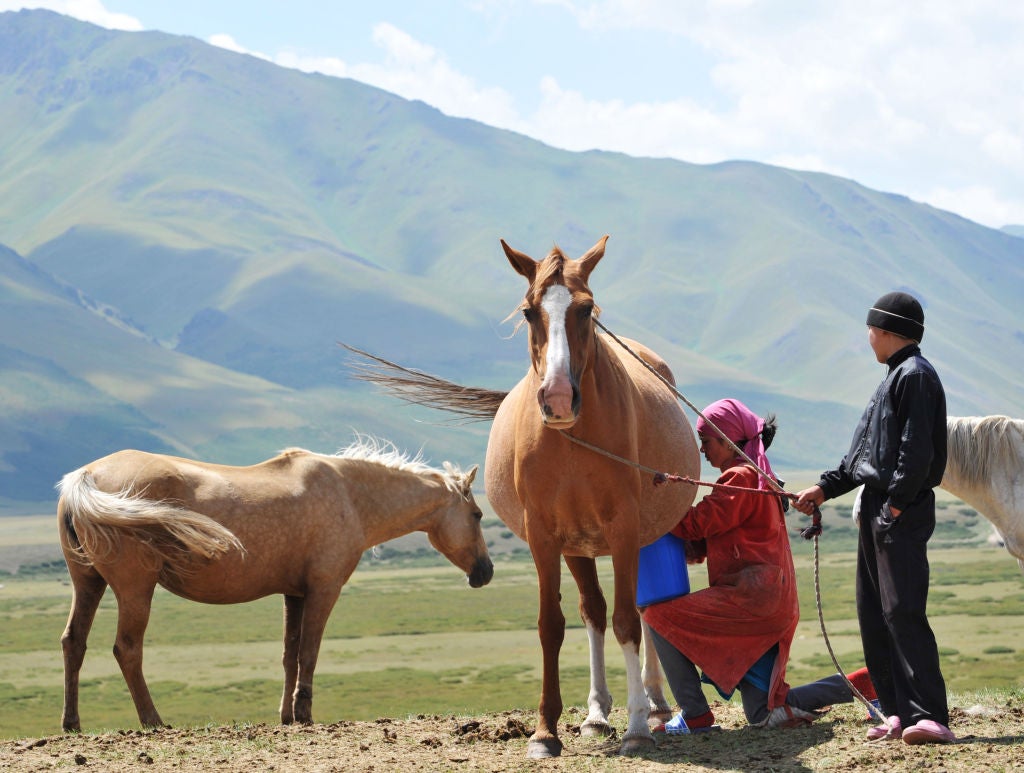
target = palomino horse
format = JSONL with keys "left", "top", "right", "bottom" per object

{"left": 57, "top": 437, "right": 492, "bottom": 732}
{"left": 853, "top": 415, "right": 1024, "bottom": 573}
{"left": 347, "top": 235, "right": 699, "bottom": 757}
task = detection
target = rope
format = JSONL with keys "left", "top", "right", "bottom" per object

{"left": 812, "top": 534, "right": 891, "bottom": 728}
{"left": 560, "top": 428, "right": 824, "bottom": 538}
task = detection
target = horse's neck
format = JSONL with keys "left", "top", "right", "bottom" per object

{"left": 941, "top": 464, "right": 1011, "bottom": 534}
{"left": 943, "top": 416, "right": 1024, "bottom": 534}
{"left": 581, "top": 335, "right": 631, "bottom": 397}
{"left": 334, "top": 460, "right": 447, "bottom": 546}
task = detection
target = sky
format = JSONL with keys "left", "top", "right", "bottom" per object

{"left": 4, "top": 1, "right": 1023, "bottom": 230}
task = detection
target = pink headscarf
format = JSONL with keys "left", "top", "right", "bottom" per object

{"left": 696, "top": 398, "right": 776, "bottom": 490}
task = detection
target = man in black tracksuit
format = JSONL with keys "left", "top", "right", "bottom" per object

{"left": 795, "top": 291, "right": 954, "bottom": 745}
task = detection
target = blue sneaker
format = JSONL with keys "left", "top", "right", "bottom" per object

{"left": 655, "top": 711, "right": 721, "bottom": 735}
{"left": 664, "top": 712, "right": 691, "bottom": 734}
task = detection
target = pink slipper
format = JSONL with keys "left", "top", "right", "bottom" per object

{"left": 902, "top": 719, "right": 955, "bottom": 745}
{"left": 865, "top": 716, "right": 901, "bottom": 741}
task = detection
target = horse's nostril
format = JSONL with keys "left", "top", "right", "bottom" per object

{"left": 469, "top": 558, "right": 494, "bottom": 587}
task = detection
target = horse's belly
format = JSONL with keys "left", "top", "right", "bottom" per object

{"left": 158, "top": 551, "right": 304, "bottom": 603}
{"left": 485, "top": 381, "right": 528, "bottom": 540}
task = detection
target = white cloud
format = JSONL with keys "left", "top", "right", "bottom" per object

{"left": 926, "top": 185, "right": 1024, "bottom": 231}
{"left": 343, "top": 23, "right": 521, "bottom": 128}
{"left": 514, "top": 1, "right": 1024, "bottom": 226}
{"left": 208, "top": 33, "right": 268, "bottom": 59}
{"left": 0, "top": 0, "right": 141, "bottom": 30}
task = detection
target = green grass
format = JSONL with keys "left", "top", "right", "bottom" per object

{"left": 2, "top": 523, "right": 1023, "bottom": 741}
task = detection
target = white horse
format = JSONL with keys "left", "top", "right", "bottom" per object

{"left": 852, "top": 415, "right": 1024, "bottom": 574}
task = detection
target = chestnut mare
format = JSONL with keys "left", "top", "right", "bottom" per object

{"left": 57, "top": 437, "right": 492, "bottom": 732}
{"left": 348, "top": 235, "right": 699, "bottom": 757}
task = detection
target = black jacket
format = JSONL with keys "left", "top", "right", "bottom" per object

{"left": 818, "top": 344, "right": 946, "bottom": 510}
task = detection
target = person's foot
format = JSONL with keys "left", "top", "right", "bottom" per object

{"left": 865, "top": 715, "right": 901, "bottom": 741}
{"left": 844, "top": 666, "right": 880, "bottom": 719}
{"left": 902, "top": 719, "right": 955, "bottom": 745}
{"left": 758, "top": 704, "right": 819, "bottom": 729}
{"left": 845, "top": 667, "right": 877, "bottom": 701}
{"left": 653, "top": 710, "right": 719, "bottom": 735}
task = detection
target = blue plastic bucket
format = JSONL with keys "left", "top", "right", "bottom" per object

{"left": 636, "top": 532, "right": 690, "bottom": 606}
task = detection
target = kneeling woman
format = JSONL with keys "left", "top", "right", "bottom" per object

{"left": 644, "top": 398, "right": 868, "bottom": 731}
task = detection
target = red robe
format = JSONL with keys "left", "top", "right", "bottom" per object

{"left": 643, "top": 463, "right": 799, "bottom": 708}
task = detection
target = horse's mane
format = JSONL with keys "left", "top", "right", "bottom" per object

{"left": 288, "top": 435, "right": 476, "bottom": 499}
{"left": 946, "top": 415, "right": 1024, "bottom": 488}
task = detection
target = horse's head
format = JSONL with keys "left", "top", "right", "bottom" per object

{"left": 501, "top": 235, "right": 606, "bottom": 429}
{"left": 427, "top": 463, "right": 493, "bottom": 588}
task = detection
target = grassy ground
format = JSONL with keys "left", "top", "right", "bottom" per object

{"left": 1, "top": 505, "right": 1023, "bottom": 742}
{"left": 2, "top": 694, "right": 1023, "bottom": 772}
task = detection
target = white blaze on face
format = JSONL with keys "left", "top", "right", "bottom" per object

{"left": 541, "top": 284, "right": 572, "bottom": 378}
{"left": 538, "top": 284, "right": 575, "bottom": 420}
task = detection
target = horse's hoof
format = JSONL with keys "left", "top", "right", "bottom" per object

{"left": 526, "top": 737, "right": 563, "bottom": 758}
{"left": 619, "top": 733, "right": 656, "bottom": 756}
{"left": 580, "top": 720, "right": 614, "bottom": 738}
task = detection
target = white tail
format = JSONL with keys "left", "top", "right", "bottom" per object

{"left": 58, "top": 467, "right": 244, "bottom": 575}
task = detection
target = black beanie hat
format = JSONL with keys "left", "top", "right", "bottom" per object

{"left": 866, "top": 291, "right": 925, "bottom": 342}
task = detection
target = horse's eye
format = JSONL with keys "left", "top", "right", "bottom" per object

{"left": 474, "top": 510, "right": 483, "bottom": 521}
{"left": 522, "top": 307, "right": 537, "bottom": 322}
{"left": 578, "top": 304, "right": 593, "bottom": 320}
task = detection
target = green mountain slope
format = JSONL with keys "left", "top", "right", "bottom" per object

{"left": 1, "top": 9, "right": 1022, "bottom": 502}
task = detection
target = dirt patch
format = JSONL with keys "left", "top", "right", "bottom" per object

{"left": 3, "top": 700, "right": 1021, "bottom": 772}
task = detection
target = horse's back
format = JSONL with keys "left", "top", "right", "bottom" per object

{"left": 82, "top": 448, "right": 321, "bottom": 505}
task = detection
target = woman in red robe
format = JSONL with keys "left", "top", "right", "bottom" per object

{"left": 643, "top": 399, "right": 869, "bottom": 732}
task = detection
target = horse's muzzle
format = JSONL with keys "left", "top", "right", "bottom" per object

{"left": 538, "top": 384, "right": 581, "bottom": 428}
{"left": 467, "top": 557, "right": 494, "bottom": 588}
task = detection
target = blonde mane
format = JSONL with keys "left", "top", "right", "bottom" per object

{"left": 285, "top": 435, "right": 475, "bottom": 499}
{"left": 946, "top": 415, "right": 1024, "bottom": 488}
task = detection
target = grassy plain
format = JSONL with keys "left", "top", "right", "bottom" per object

{"left": 2, "top": 505, "right": 1023, "bottom": 741}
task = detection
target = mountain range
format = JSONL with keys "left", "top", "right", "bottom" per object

{"left": 1, "top": 9, "right": 1022, "bottom": 505}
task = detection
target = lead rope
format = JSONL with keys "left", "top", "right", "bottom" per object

{"left": 587, "top": 318, "right": 890, "bottom": 730}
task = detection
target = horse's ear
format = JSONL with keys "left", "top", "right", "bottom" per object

{"left": 465, "top": 464, "right": 478, "bottom": 486}
{"left": 501, "top": 239, "right": 537, "bottom": 282}
{"left": 577, "top": 234, "right": 609, "bottom": 281}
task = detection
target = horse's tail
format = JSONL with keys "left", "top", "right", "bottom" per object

{"left": 341, "top": 343, "right": 508, "bottom": 421}
{"left": 57, "top": 468, "right": 244, "bottom": 576}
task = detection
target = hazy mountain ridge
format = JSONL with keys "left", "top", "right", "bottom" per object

{"left": 1, "top": 9, "right": 1022, "bottom": 504}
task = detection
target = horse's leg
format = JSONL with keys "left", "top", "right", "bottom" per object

{"left": 60, "top": 561, "right": 108, "bottom": 732}
{"left": 564, "top": 555, "right": 612, "bottom": 737}
{"left": 641, "top": 618, "right": 672, "bottom": 721}
{"left": 290, "top": 585, "right": 344, "bottom": 724}
{"left": 280, "top": 594, "right": 303, "bottom": 724}
{"left": 608, "top": 541, "right": 655, "bottom": 756}
{"left": 110, "top": 579, "right": 164, "bottom": 728}
{"left": 526, "top": 536, "right": 566, "bottom": 759}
